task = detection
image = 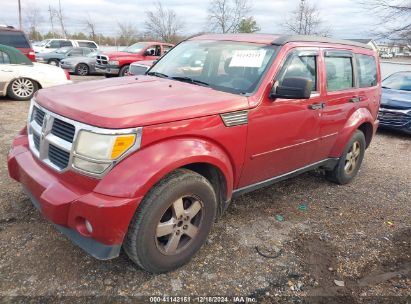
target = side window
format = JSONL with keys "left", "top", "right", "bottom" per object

{"left": 60, "top": 40, "right": 73, "bottom": 47}
{"left": 146, "top": 45, "right": 161, "bottom": 56}
{"left": 277, "top": 52, "right": 317, "bottom": 91}
{"left": 163, "top": 45, "right": 173, "bottom": 55}
{"left": 0, "top": 51, "right": 11, "bottom": 64}
{"left": 83, "top": 48, "right": 92, "bottom": 55}
{"left": 356, "top": 54, "right": 377, "bottom": 87}
{"left": 49, "top": 40, "right": 61, "bottom": 48}
{"left": 68, "top": 49, "right": 83, "bottom": 57}
{"left": 325, "top": 54, "right": 354, "bottom": 92}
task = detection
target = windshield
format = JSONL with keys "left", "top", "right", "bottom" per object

{"left": 148, "top": 40, "right": 278, "bottom": 95}
{"left": 382, "top": 73, "right": 411, "bottom": 91}
{"left": 87, "top": 51, "right": 99, "bottom": 58}
{"left": 124, "top": 42, "right": 149, "bottom": 53}
{"left": 55, "top": 47, "right": 71, "bottom": 54}
{"left": 39, "top": 39, "right": 50, "bottom": 47}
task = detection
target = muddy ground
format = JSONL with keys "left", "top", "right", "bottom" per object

{"left": 0, "top": 75, "right": 410, "bottom": 303}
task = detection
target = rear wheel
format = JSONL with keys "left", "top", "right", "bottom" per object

{"left": 75, "top": 63, "right": 89, "bottom": 76}
{"left": 119, "top": 65, "right": 130, "bottom": 77}
{"left": 326, "top": 130, "right": 366, "bottom": 184}
{"left": 48, "top": 59, "right": 59, "bottom": 66}
{"left": 124, "top": 169, "right": 217, "bottom": 273}
{"left": 7, "top": 78, "right": 38, "bottom": 101}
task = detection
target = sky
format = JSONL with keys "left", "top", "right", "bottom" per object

{"left": 0, "top": 0, "right": 379, "bottom": 39}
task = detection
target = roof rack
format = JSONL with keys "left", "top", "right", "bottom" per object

{"left": 272, "top": 35, "right": 373, "bottom": 50}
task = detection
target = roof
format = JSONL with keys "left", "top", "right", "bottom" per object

{"left": 348, "top": 39, "right": 374, "bottom": 44}
{"left": 190, "top": 34, "right": 373, "bottom": 50}
{"left": 0, "top": 44, "right": 32, "bottom": 65}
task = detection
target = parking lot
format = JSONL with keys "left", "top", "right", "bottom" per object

{"left": 0, "top": 75, "right": 410, "bottom": 301}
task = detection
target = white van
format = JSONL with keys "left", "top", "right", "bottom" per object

{"left": 33, "top": 39, "right": 98, "bottom": 53}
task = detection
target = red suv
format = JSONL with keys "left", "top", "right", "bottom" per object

{"left": 96, "top": 42, "right": 173, "bottom": 77}
{"left": 8, "top": 34, "right": 380, "bottom": 273}
{"left": 0, "top": 25, "right": 35, "bottom": 61}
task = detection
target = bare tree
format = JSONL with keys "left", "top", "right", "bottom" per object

{"left": 283, "top": 0, "right": 330, "bottom": 37}
{"left": 117, "top": 22, "right": 138, "bottom": 46}
{"left": 52, "top": 0, "right": 68, "bottom": 38}
{"left": 208, "top": 0, "right": 250, "bottom": 33}
{"left": 25, "top": 3, "right": 44, "bottom": 41}
{"left": 145, "top": 2, "right": 185, "bottom": 43}
{"left": 360, "top": 0, "right": 411, "bottom": 42}
{"left": 84, "top": 14, "right": 97, "bottom": 41}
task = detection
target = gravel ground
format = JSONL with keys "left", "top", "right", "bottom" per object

{"left": 0, "top": 75, "right": 410, "bottom": 303}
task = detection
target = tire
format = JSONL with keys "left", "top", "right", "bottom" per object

{"left": 326, "top": 130, "right": 366, "bottom": 185}
{"left": 75, "top": 63, "right": 89, "bottom": 76}
{"left": 124, "top": 169, "right": 217, "bottom": 273}
{"left": 7, "top": 78, "right": 38, "bottom": 101}
{"left": 48, "top": 59, "right": 59, "bottom": 66}
{"left": 119, "top": 65, "right": 130, "bottom": 77}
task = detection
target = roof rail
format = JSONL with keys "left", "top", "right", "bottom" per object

{"left": 272, "top": 35, "right": 373, "bottom": 50}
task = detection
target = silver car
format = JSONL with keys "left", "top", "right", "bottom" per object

{"left": 60, "top": 51, "right": 99, "bottom": 76}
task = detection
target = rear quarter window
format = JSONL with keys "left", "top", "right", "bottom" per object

{"left": 78, "top": 41, "right": 97, "bottom": 48}
{"left": 356, "top": 54, "right": 377, "bottom": 87}
{"left": 0, "top": 31, "right": 30, "bottom": 48}
{"left": 0, "top": 51, "right": 11, "bottom": 64}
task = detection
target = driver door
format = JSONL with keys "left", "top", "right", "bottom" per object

{"left": 238, "top": 48, "right": 324, "bottom": 187}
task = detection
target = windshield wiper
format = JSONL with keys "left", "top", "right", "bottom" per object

{"left": 147, "top": 71, "right": 169, "bottom": 78}
{"left": 171, "top": 76, "right": 210, "bottom": 87}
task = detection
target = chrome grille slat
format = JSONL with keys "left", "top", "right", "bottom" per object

{"left": 220, "top": 111, "right": 248, "bottom": 127}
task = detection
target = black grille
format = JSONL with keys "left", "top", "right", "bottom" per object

{"left": 51, "top": 118, "right": 75, "bottom": 142}
{"left": 96, "top": 55, "right": 108, "bottom": 65}
{"left": 33, "top": 133, "right": 40, "bottom": 150}
{"left": 379, "top": 111, "right": 411, "bottom": 127}
{"left": 48, "top": 145, "right": 70, "bottom": 169}
{"left": 33, "top": 107, "right": 45, "bottom": 126}
{"left": 129, "top": 65, "right": 149, "bottom": 75}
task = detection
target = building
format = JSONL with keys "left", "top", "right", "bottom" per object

{"left": 348, "top": 39, "right": 379, "bottom": 52}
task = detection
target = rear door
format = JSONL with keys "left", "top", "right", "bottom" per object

{"left": 314, "top": 49, "right": 358, "bottom": 161}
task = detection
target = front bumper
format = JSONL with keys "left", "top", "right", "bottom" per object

{"left": 60, "top": 64, "right": 75, "bottom": 73}
{"left": 378, "top": 108, "right": 411, "bottom": 134}
{"left": 95, "top": 64, "right": 119, "bottom": 75}
{"left": 7, "top": 134, "right": 141, "bottom": 260}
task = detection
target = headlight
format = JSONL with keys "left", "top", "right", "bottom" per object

{"left": 108, "top": 60, "right": 119, "bottom": 66}
{"left": 73, "top": 128, "right": 142, "bottom": 175}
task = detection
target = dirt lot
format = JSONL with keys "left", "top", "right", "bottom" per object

{"left": 0, "top": 75, "right": 410, "bottom": 303}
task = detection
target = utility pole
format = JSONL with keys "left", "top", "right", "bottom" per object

{"left": 298, "top": 0, "right": 305, "bottom": 35}
{"left": 48, "top": 5, "right": 55, "bottom": 38}
{"left": 18, "top": 0, "right": 22, "bottom": 30}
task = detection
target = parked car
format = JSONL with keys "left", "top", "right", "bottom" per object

{"left": 380, "top": 53, "right": 393, "bottom": 59}
{"left": 379, "top": 71, "right": 411, "bottom": 134}
{"left": 36, "top": 47, "right": 96, "bottom": 66}
{"left": 0, "top": 44, "right": 71, "bottom": 100}
{"left": 0, "top": 25, "right": 35, "bottom": 61}
{"left": 8, "top": 34, "right": 380, "bottom": 273}
{"left": 96, "top": 42, "right": 173, "bottom": 77}
{"left": 33, "top": 39, "right": 98, "bottom": 54}
{"left": 60, "top": 51, "right": 99, "bottom": 76}
{"left": 126, "top": 60, "right": 155, "bottom": 76}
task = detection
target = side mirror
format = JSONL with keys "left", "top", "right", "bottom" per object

{"left": 270, "top": 77, "right": 312, "bottom": 99}
{"left": 45, "top": 45, "right": 50, "bottom": 48}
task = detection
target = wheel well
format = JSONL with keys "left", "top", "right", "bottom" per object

{"left": 182, "top": 163, "right": 228, "bottom": 219}
{"left": 358, "top": 122, "right": 373, "bottom": 148}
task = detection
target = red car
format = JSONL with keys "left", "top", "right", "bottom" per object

{"left": 0, "top": 25, "right": 36, "bottom": 61}
{"left": 96, "top": 42, "right": 173, "bottom": 77}
{"left": 8, "top": 34, "right": 380, "bottom": 273}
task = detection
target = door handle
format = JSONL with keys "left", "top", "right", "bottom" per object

{"left": 308, "top": 103, "right": 325, "bottom": 110}
{"left": 349, "top": 96, "right": 362, "bottom": 103}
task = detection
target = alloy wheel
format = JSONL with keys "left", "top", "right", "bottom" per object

{"left": 11, "top": 78, "right": 34, "bottom": 98}
{"left": 77, "top": 64, "right": 88, "bottom": 76}
{"left": 344, "top": 141, "right": 361, "bottom": 175}
{"left": 156, "top": 196, "right": 204, "bottom": 255}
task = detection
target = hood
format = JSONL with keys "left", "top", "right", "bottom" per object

{"left": 35, "top": 76, "right": 249, "bottom": 129}
{"left": 381, "top": 88, "right": 411, "bottom": 110}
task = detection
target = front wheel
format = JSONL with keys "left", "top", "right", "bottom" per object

{"left": 119, "top": 65, "right": 130, "bottom": 77}
{"left": 326, "top": 130, "right": 366, "bottom": 184}
{"left": 48, "top": 59, "right": 59, "bottom": 66}
{"left": 124, "top": 169, "right": 217, "bottom": 273}
{"left": 75, "top": 63, "right": 89, "bottom": 76}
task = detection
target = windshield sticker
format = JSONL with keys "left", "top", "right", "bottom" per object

{"left": 229, "top": 50, "right": 267, "bottom": 68}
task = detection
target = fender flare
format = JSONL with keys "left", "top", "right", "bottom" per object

{"left": 94, "top": 138, "right": 234, "bottom": 201}
{"left": 329, "top": 108, "right": 376, "bottom": 158}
